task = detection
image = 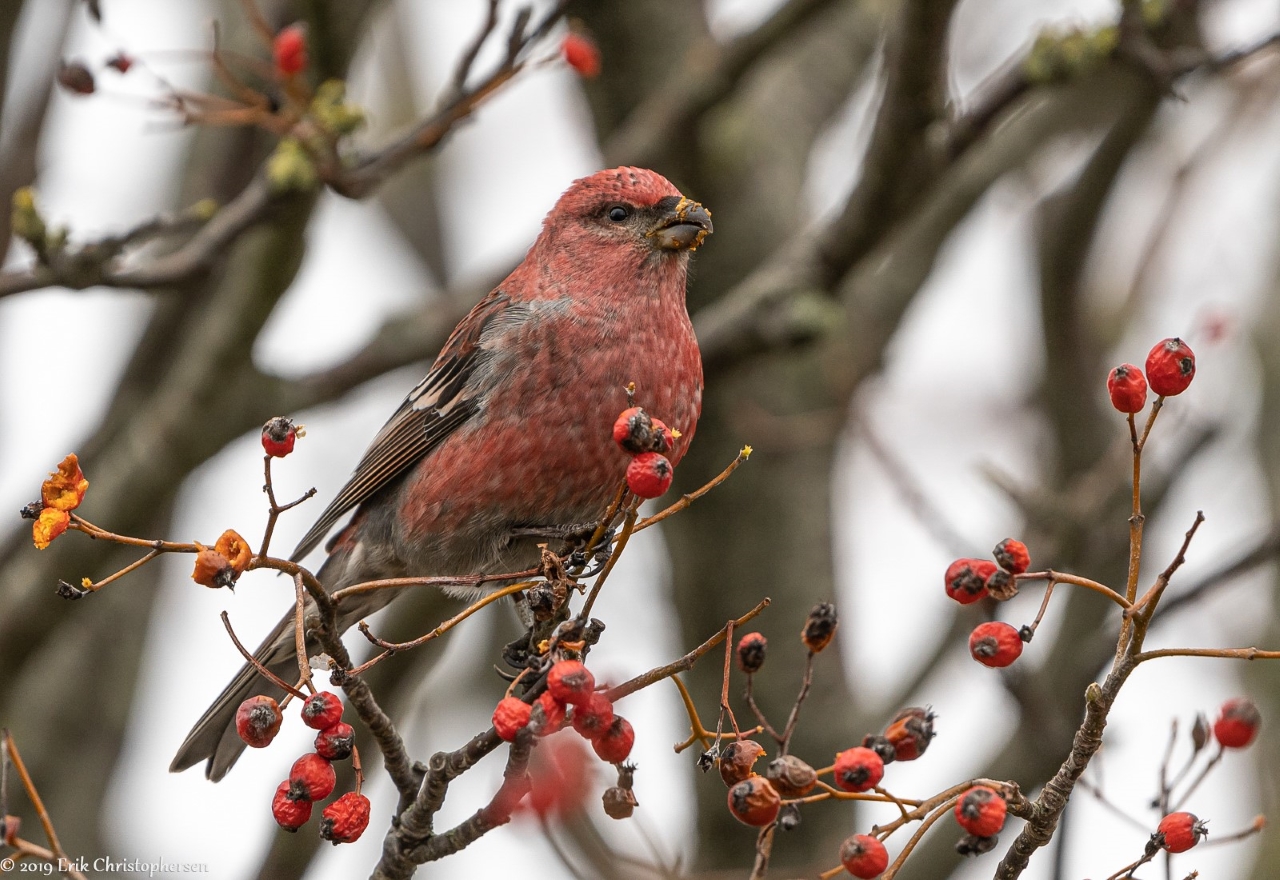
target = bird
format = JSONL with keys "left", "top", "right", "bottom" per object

{"left": 171, "top": 167, "right": 712, "bottom": 781}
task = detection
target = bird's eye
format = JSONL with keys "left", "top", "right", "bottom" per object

{"left": 607, "top": 205, "right": 629, "bottom": 222}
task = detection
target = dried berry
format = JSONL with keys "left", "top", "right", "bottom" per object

{"left": 736, "top": 632, "right": 767, "bottom": 674}
{"left": 320, "top": 792, "right": 371, "bottom": 844}
{"left": 41, "top": 454, "right": 89, "bottom": 512}
{"left": 626, "top": 451, "right": 673, "bottom": 498}
{"left": 301, "top": 691, "right": 343, "bottom": 730}
{"left": 272, "top": 780, "right": 312, "bottom": 831}
{"left": 726, "top": 776, "right": 781, "bottom": 827}
{"left": 561, "top": 32, "right": 601, "bottom": 78}
{"left": 956, "top": 833, "right": 999, "bottom": 856}
{"left": 1213, "top": 697, "right": 1261, "bottom": 749}
{"left": 191, "top": 547, "right": 234, "bottom": 589}
{"left": 984, "top": 568, "right": 1018, "bottom": 601}
{"left": 314, "top": 722, "right": 355, "bottom": 761}
{"left": 833, "top": 747, "right": 884, "bottom": 793}
{"left": 992, "top": 538, "right": 1030, "bottom": 575}
{"left": 802, "top": 602, "right": 838, "bottom": 652}
{"left": 602, "top": 784, "right": 638, "bottom": 819}
{"left": 261, "top": 416, "right": 300, "bottom": 458}
{"left": 1145, "top": 337, "right": 1195, "bottom": 396}
{"left": 839, "top": 833, "right": 889, "bottom": 878}
{"left": 882, "top": 707, "right": 935, "bottom": 762}
{"left": 235, "top": 695, "right": 282, "bottom": 748}
{"left": 32, "top": 507, "right": 70, "bottom": 550}
{"left": 273, "top": 24, "right": 308, "bottom": 77}
{"left": 493, "top": 696, "right": 533, "bottom": 742}
{"left": 1107, "top": 364, "right": 1148, "bottom": 413}
{"left": 547, "top": 660, "right": 595, "bottom": 706}
{"left": 969, "top": 622, "right": 1024, "bottom": 668}
{"left": 765, "top": 754, "right": 817, "bottom": 797}
{"left": 945, "top": 558, "right": 996, "bottom": 605}
{"left": 289, "top": 753, "right": 336, "bottom": 802}
{"left": 954, "top": 786, "right": 1006, "bottom": 838}
{"left": 592, "top": 716, "right": 635, "bottom": 764}
{"left": 1156, "top": 811, "right": 1208, "bottom": 853}
{"left": 718, "top": 739, "right": 765, "bottom": 787}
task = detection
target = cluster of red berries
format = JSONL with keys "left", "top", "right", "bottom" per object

{"left": 236, "top": 690, "right": 369, "bottom": 843}
{"left": 261, "top": 416, "right": 302, "bottom": 458}
{"left": 1107, "top": 337, "right": 1196, "bottom": 413}
{"left": 491, "top": 659, "right": 637, "bottom": 817}
{"left": 944, "top": 539, "right": 1032, "bottom": 668}
{"left": 613, "top": 407, "right": 678, "bottom": 499}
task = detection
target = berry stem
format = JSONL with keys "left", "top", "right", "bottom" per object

{"left": 1024, "top": 579, "right": 1057, "bottom": 636}
{"left": 879, "top": 794, "right": 963, "bottom": 880}
{"left": 777, "top": 650, "right": 816, "bottom": 756}
{"left": 1017, "top": 570, "right": 1130, "bottom": 608}
{"left": 219, "top": 610, "right": 307, "bottom": 699}
{"left": 634, "top": 446, "right": 752, "bottom": 532}
{"left": 743, "top": 674, "right": 783, "bottom": 742}
{"left": 256, "top": 453, "right": 317, "bottom": 561}
{"left": 1, "top": 731, "right": 85, "bottom": 880}
{"left": 1125, "top": 511, "right": 1206, "bottom": 620}
{"left": 77, "top": 548, "right": 160, "bottom": 592}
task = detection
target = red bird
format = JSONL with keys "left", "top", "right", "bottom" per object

{"left": 172, "top": 167, "right": 711, "bottom": 780}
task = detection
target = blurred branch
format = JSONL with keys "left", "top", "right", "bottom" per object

{"left": 1159, "top": 530, "right": 1280, "bottom": 617}
{"left": 602, "top": 0, "right": 847, "bottom": 167}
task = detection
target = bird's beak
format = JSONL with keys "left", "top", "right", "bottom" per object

{"left": 648, "top": 197, "right": 713, "bottom": 251}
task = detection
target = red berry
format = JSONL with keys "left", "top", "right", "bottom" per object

{"left": 736, "top": 632, "right": 767, "bottom": 673}
{"left": 882, "top": 707, "right": 935, "bottom": 762}
{"left": 561, "top": 32, "right": 601, "bottom": 78}
{"left": 288, "top": 753, "right": 336, "bottom": 802}
{"left": 726, "top": 776, "right": 781, "bottom": 826}
{"left": 235, "top": 695, "right": 282, "bottom": 748}
{"left": 992, "top": 538, "right": 1030, "bottom": 575}
{"left": 954, "top": 786, "right": 1007, "bottom": 837}
{"left": 273, "top": 24, "right": 308, "bottom": 77}
{"left": 1213, "top": 697, "right": 1261, "bottom": 749}
{"left": 261, "top": 416, "right": 299, "bottom": 458}
{"left": 1107, "top": 364, "right": 1148, "bottom": 413}
{"left": 592, "top": 716, "right": 635, "bottom": 764}
{"left": 272, "top": 780, "right": 312, "bottom": 831}
{"left": 571, "top": 692, "right": 615, "bottom": 740}
{"left": 1157, "top": 811, "right": 1208, "bottom": 853}
{"left": 547, "top": 660, "right": 595, "bottom": 706}
{"left": 527, "top": 735, "right": 592, "bottom": 818}
{"left": 529, "top": 690, "right": 567, "bottom": 736}
{"left": 945, "top": 558, "right": 995, "bottom": 605}
{"left": 833, "top": 747, "right": 884, "bottom": 793}
{"left": 301, "top": 691, "right": 343, "bottom": 730}
{"left": 718, "top": 739, "right": 765, "bottom": 786}
{"left": 649, "top": 417, "right": 676, "bottom": 453}
{"left": 840, "top": 833, "right": 889, "bottom": 878}
{"left": 969, "top": 622, "right": 1024, "bottom": 668}
{"left": 1145, "top": 337, "right": 1196, "bottom": 396}
{"left": 493, "top": 696, "right": 533, "bottom": 742}
{"left": 626, "top": 452, "right": 673, "bottom": 499}
{"left": 320, "top": 792, "right": 371, "bottom": 844}
{"left": 613, "top": 407, "right": 651, "bottom": 453}
{"left": 314, "top": 722, "right": 355, "bottom": 761}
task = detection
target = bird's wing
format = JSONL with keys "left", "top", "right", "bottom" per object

{"left": 289, "top": 290, "right": 515, "bottom": 563}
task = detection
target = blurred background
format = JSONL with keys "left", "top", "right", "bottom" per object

{"left": 2, "top": 0, "right": 1279, "bottom": 877}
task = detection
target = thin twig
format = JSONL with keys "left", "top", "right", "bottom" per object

{"left": 1, "top": 731, "right": 85, "bottom": 880}
{"left": 219, "top": 611, "right": 306, "bottom": 699}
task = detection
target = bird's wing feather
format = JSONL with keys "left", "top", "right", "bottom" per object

{"left": 289, "top": 290, "right": 514, "bottom": 562}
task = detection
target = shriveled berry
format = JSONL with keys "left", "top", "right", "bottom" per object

{"left": 802, "top": 602, "right": 838, "bottom": 652}
{"left": 272, "top": 780, "right": 312, "bottom": 831}
{"left": 320, "top": 792, "right": 371, "bottom": 844}
{"left": 833, "top": 747, "right": 884, "bottom": 793}
{"left": 719, "top": 739, "right": 765, "bottom": 787}
{"left": 765, "top": 754, "right": 817, "bottom": 797}
{"left": 945, "top": 558, "right": 996, "bottom": 605}
{"left": 840, "top": 833, "right": 889, "bottom": 878}
{"left": 301, "top": 691, "right": 343, "bottom": 730}
{"left": 736, "top": 632, "right": 767, "bottom": 673}
{"left": 602, "top": 784, "right": 638, "bottom": 819}
{"left": 1157, "top": 811, "right": 1207, "bottom": 853}
{"left": 1107, "top": 364, "right": 1148, "bottom": 413}
{"left": 314, "top": 722, "right": 355, "bottom": 761}
{"left": 547, "top": 660, "right": 595, "bottom": 706}
{"left": 992, "top": 538, "right": 1030, "bottom": 575}
{"left": 288, "top": 753, "right": 336, "bottom": 802}
{"left": 626, "top": 452, "right": 673, "bottom": 498}
{"left": 592, "top": 716, "right": 635, "bottom": 764}
{"left": 954, "top": 786, "right": 1006, "bottom": 837}
{"left": 236, "top": 695, "right": 282, "bottom": 748}
{"left": 191, "top": 548, "right": 234, "bottom": 589}
{"left": 882, "top": 707, "right": 935, "bottom": 762}
{"left": 956, "top": 833, "right": 1000, "bottom": 856}
{"left": 969, "top": 622, "right": 1024, "bottom": 668}
{"left": 273, "top": 24, "right": 308, "bottom": 77}
{"left": 261, "top": 416, "right": 299, "bottom": 457}
{"left": 860, "top": 734, "right": 897, "bottom": 764}
{"left": 984, "top": 568, "right": 1018, "bottom": 601}
{"left": 1145, "top": 337, "right": 1195, "bottom": 396}
{"left": 727, "top": 776, "right": 781, "bottom": 827}
{"left": 493, "top": 696, "right": 533, "bottom": 742}
{"left": 561, "top": 32, "right": 601, "bottom": 78}
{"left": 571, "top": 692, "right": 615, "bottom": 740}
{"left": 1213, "top": 697, "right": 1261, "bottom": 749}
{"left": 529, "top": 690, "right": 567, "bottom": 736}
